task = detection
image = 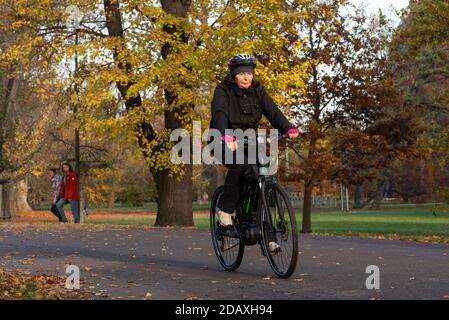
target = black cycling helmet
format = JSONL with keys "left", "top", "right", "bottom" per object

{"left": 227, "top": 53, "right": 257, "bottom": 71}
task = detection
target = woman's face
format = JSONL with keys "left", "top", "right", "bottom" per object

{"left": 48, "top": 170, "right": 55, "bottom": 178}
{"left": 62, "top": 165, "right": 70, "bottom": 173}
{"left": 235, "top": 72, "right": 253, "bottom": 89}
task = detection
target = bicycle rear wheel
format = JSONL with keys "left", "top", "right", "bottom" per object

{"left": 210, "top": 186, "right": 244, "bottom": 271}
{"left": 261, "top": 181, "right": 298, "bottom": 278}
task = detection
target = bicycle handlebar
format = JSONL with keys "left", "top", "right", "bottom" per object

{"left": 238, "top": 132, "right": 293, "bottom": 146}
{"left": 238, "top": 132, "right": 302, "bottom": 159}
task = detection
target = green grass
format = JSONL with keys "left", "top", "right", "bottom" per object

{"left": 295, "top": 205, "right": 449, "bottom": 237}
{"left": 84, "top": 203, "right": 449, "bottom": 242}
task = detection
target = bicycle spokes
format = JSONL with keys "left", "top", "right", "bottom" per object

{"left": 210, "top": 188, "right": 244, "bottom": 271}
{"left": 220, "top": 237, "right": 240, "bottom": 252}
{"left": 262, "top": 183, "right": 298, "bottom": 278}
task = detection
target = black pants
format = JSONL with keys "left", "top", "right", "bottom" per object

{"left": 215, "top": 143, "right": 256, "bottom": 213}
{"left": 50, "top": 197, "right": 62, "bottom": 222}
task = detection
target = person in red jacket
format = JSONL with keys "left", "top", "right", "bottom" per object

{"left": 56, "top": 162, "right": 80, "bottom": 223}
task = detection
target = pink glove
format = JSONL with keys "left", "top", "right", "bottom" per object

{"left": 287, "top": 128, "right": 299, "bottom": 139}
{"left": 222, "top": 134, "right": 237, "bottom": 151}
{"left": 222, "top": 134, "right": 236, "bottom": 142}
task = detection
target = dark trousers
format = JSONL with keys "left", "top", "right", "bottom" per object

{"left": 215, "top": 143, "right": 255, "bottom": 213}
{"left": 50, "top": 198, "right": 62, "bottom": 222}
{"left": 218, "top": 163, "right": 251, "bottom": 213}
{"left": 56, "top": 198, "right": 80, "bottom": 223}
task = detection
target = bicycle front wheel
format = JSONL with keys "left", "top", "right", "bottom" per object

{"left": 261, "top": 181, "right": 298, "bottom": 278}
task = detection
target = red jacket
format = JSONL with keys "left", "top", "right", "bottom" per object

{"left": 60, "top": 172, "right": 80, "bottom": 201}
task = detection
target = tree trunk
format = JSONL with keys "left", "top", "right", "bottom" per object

{"left": 152, "top": 111, "right": 193, "bottom": 226}
{"left": 370, "top": 181, "right": 385, "bottom": 210}
{"left": 196, "top": 187, "right": 203, "bottom": 205}
{"left": 153, "top": 0, "right": 194, "bottom": 226}
{"left": 353, "top": 184, "right": 362, "bottom": 209}
{"left": 108, "top": 191, "right": 115, "bottom": 208}
{"left": 103, "top": 0, "right": 193, "bottom": 226}
{"left": 302, "top": 182, "right": 313, "bottom": 233}
{"left": 196, "top": 185, "right": 208, "bottom": 205}
{"left": 1, "top": 64, "right": 19, "bottom": 172}
{"left": 153, "top": 165, "right": 193, "bottom": 226}
{"left": 402, "top": 194, "right": 409, "bottom": 204}
{"left": 301, "top": 131, "right": 318, "bottom": 233}
{"left": 0, "top": 180, "right": 11, "bottom": 219}
{"left": 6, "top": 178, "right": 32, "bottom": 214}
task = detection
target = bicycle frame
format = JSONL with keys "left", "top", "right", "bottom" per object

{"left": 236, "top": 133, "right": 290, "bottom": 240}
{"left": 236, "top": 169, "right": 279, "bottom": 244}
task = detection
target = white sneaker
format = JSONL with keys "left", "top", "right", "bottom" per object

{"left": 218, "top": 209, "right": 234, "bottom": 226}
{"left": 268, "top": 241, "right": 281, "bottom": 253}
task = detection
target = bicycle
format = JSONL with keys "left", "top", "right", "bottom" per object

{"left": 210, "top": 132, "right": 299, "bottom": 278}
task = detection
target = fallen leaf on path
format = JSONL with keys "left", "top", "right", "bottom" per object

{"left": 145, "top": 292, "right": 153, "bottom": 300}
{"left": 0, "top": 268, "right": 92, "bottom": 300}
{"left": 185, "top": 296, "right": 204, "bottom": 300}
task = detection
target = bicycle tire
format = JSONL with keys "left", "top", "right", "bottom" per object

{"left": 210, "top": 186, "right": 245, "bottom": 271}
{"left": 260, "top": 181, "right": 298, "bottom": 278}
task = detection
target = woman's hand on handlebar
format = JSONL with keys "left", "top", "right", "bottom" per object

{"left": 287, "top": 128, "right": 299, "bottom": 140}
{"left": 226, "top": 141, "right": 238, "bottom": 151}
{"left": 222, "top": 134, "right": 238, "bottom": 151}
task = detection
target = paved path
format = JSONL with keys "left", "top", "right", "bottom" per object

{"left": 0, "top": 223, "right": 448, "bottom": 299}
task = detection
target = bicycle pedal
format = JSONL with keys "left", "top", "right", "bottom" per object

{"left": 217, "top": 225, "right": 239, "bottom": 238}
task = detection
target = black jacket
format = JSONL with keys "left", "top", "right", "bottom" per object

{"left": 210, "top": 74, "right": 293, "bottom": 136}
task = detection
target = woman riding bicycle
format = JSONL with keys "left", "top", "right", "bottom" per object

{"left": 210, "top": 53, "right": 299, "bottom": 252}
